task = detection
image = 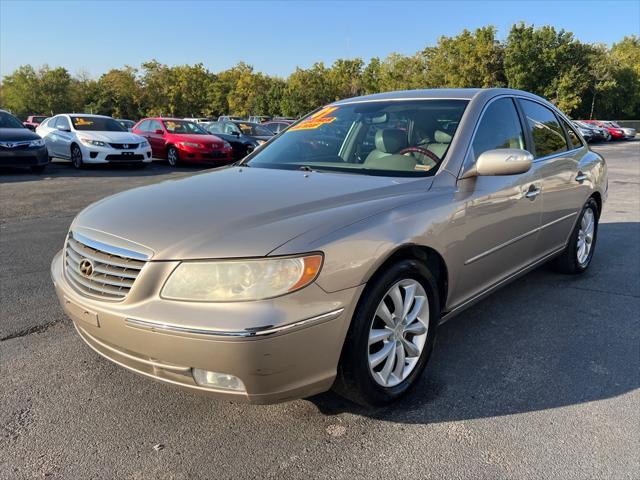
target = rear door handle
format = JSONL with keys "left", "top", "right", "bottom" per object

{"left": 525, "top": 185, "right": 541, "bottom": 200}
{"left": 575, "top": 172, "right": 588, "bottom": 183}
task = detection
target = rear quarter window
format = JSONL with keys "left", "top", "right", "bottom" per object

{"left": 519, "top": 99, "right": 568, "bottom": 159}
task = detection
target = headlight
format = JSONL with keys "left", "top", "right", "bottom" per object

{"left": 79, "top": 137, "right": 106, "bottom": 147}
{"left": 138, "top": 140, "right": 150, "bottom": 148}
{"left": 162, "top": 254, "right": 323, "bottom": 302}
{"left": 222, "top": 141, "right": 232, "bottom": 149}
{"left": 180, "top": 141, "right": 201, "bottom": 148}
{"left": 29, "top": 138, "right": 45, "bottom": 147}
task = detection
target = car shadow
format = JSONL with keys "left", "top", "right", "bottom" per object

{"left": 306, "top": 221, "right": 640, "bottom": 423}
{"left": 0, "top": 159, "right": 222, "bottom": 183}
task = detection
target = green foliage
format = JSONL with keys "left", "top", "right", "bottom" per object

{"left": 1, "top": 27, "right": 638, "bottom": 120}
{"left": 425, "top": 27, "right": 505, "bottom": 88}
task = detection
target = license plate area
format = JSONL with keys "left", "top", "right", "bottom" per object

{"left": 64, "top": 296, "right": 99, "bottom": 327}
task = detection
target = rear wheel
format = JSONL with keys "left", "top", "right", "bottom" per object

{"left": 167, "top": 146, "right": 180, "bottom": 167}
{"left": 550, "top": 198, "right": 599, "bottom": 274}
{"left": 333, "top": 259, "right": 439, "bottom": 406}
{"left": 71, "top": 144, "right": 83, "bottom": 169}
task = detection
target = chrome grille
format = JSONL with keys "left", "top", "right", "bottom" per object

{"left": 64, "top": 232, "right": 147, "bottom": 300}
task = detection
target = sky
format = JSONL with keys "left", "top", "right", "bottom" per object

{"left": 1, "top": 0, "right": 639, "bottom": 79}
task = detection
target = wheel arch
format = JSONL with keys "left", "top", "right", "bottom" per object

{"left": 363, "top": 244, "right": 449, "bottom": 314}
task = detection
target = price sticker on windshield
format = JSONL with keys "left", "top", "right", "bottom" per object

{"left": 289, "top": 106, "right": 339, "bottom": 131}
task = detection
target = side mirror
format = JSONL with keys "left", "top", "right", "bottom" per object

{"left": 461, "top": 148, "right": 533, "bottom": 179}
{"left": 56, "top": 125, "right": 70, "bottom": 132}
{"left": 231, "top": 131, "right": 240, "bottom": 136}
{"left": 155, "top": 129, "right": 164, "bottom": 135}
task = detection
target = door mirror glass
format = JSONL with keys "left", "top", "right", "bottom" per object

{"left": 155, "top": 129, "right": 164, "bottom": 135}
{"left": 462, "top": 148, "right": 533, "bottom": 178}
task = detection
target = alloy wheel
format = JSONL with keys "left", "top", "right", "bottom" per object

{"left": 71, "top": 146, "right": 82, "bottom": 168}
{"left": 167, "top": 148, "right": 178, "bottom": 166}
{"left": 368, "top": 279, "right": 429, "bottom": 387}
{"left": 577, "top": 207, "right": 595, "bottom": 265}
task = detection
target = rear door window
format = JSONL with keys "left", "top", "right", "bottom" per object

{"left": 519, "top": 99, "right": 568, "bottom": 158}
{"left": 472, "top": 97, "right": 526, "bottom": 161}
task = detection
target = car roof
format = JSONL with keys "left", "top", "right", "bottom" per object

{"left": 330, "top": 88, "right": 546, "bottom": 105}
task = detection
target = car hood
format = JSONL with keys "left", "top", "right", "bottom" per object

{"left": 73, "top": 167, "right": 432, "bottom": 260}
{"left": 0, "top": 128, "right": 40, "bottom": 141}
{"left": 76, "top": 131, "right": 145, "bottom": 143}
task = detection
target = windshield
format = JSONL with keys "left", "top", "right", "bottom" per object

{"left": 0, "top": 111, "right": 25, "bottom": 129}
{"left": 32, "top": 116, "right": 47, "bottom": 123}
{"left": 118, "top": 120, "right": 134, "bottom": 128}
{"left": 245, "top": 99, "right": 468, "bottom": 176}
{"left": 71, "top": 116, "right": 125, "bottom": 131}
{"left": 235, "top": 122, "right": 274, "bottom": 136}
{"left": 205, "top": 122, "right": 224, "bottom": 134}
{"left": 163, "top": 120, "right": 207, "bottom": 134}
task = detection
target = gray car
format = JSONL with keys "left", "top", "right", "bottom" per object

{"left": 51, "top": 88, "right": 607, "bottom": 405}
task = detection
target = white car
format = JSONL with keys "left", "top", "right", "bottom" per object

{"left": 36, "top": 114, "right": 152, "bottom": 168}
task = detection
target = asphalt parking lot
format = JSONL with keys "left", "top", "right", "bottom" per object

{"left": 1, "top": 142, "right": 638, "bottom": 479}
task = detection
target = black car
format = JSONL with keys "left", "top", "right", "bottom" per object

{"left": 204, "top": 121, "right": 274, "bottom": 160}
{"left": 0, "top": 110, "right": 50, "bottom": 173}
{"left": 116, "top": 119, "right": 136, "bottom": 131}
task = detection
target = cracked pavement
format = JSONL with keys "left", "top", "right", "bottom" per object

{"left": 1, "top": 142, "right": 638, "bottom": 479}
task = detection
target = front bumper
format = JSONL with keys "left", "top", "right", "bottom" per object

{"left": 177, "top": 145, "right": 234, "bottom": 163}
{"left": 80, "top": 144, "right": 153, "bottom": 164}
{"left": 0, "top": 145, "right": 49, "bottom": 167}
{"left": 51, "top": 250, "right": 362, "bottom": 404}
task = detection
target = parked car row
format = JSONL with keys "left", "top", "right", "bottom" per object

{"left": 577, "top": 120, "right": 637, "bottom": 141}
{"left": 3, "top": 105, "right": 635, "bottom": 174}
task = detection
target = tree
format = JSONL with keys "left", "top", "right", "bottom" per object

{"left": 362, "top": 57, "right": 382, "bottom": 94}
{"left": 424, "top": 27, "right": 505, "bottom": 88}
{"left": 281, "top": 63, "right": 332, "bottom": 117}
{"left": 93, "top": 67, "right": 142, "bottom": 118}
{"left": 0, "top": 65, "right": 41, "bottom": 118}
{"left": 378, "top": 53, "right": 427, "bottom": 91}
{"left": 327, "top": 58, "right": 364, "bottom": 100}
{"left": 504, "top": 23, "right": 593, "bottom": 115}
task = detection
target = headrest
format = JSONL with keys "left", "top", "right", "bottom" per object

{"left": 375, "top": 128, "right": 407, "bottom": 153}
{"left": 433, "top": 130, "right": 452, "bottom": 144}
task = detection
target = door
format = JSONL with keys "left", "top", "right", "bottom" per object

{"left": 449, "top": 97, "right": 543, "bottom": 305}
{"left": 147, "top": 120, "right": 165, "bottom": 157}
{"left": 55, "top": 116, "right": 73, "bottom": 158}
{"left": 41, "top": 116, "right": 60, "bottom": 156}
{"left": 517, "top": 99, "right": 584, "bottom": 258}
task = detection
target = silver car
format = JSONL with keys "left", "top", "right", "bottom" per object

{"left": 51, "top": 89, "right": 607, "bottom": 405}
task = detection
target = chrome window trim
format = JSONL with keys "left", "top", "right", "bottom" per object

{"left": 71, "top": 231, "right": 150, "bottom": 261}
{"left": 458, "top": 94, "right": 586, "bottom": 178}
{"left": 124, "top": 308, "right": 345, "bottom": 338}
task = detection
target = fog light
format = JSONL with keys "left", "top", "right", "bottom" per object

{"left": 192, "top": 369, "right": 246, "bottom": 392}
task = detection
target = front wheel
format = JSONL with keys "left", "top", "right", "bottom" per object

{"left": 333, "top": 259, "right": 440, "bottom": 406}
{"left": 71, "top": 144, "right": 84, "bottom": 169}
{"left": 550, "top": 198, "right": 599, "bottom": 274}
{"left": 167, "top": 146, "right": 180, "bottom": 167}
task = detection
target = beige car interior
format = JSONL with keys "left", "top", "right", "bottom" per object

{"left": 363, "top": 124, "right": 453, "bottom": 171}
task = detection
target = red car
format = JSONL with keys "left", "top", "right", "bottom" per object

{"left": 23, "top": 115, "right": 48, "bottom": 131}
{"left": 132, "top": 117, "right": 233, "bottom": 166}
{"left": 582, "top": 120, "right": 626, "bottom": 140}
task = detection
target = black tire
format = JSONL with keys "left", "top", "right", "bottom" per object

{"left": 71, "top": 144, "right": 84, "bottom": 169}
{"left": 167, "top": 146, "right": 180, "bottom": 167}
{"left": 333, "top": 258, "right": 440, "bottom": 407}
{"left": 550, "top": 198, "right": 599, "bottom": 274}
{"left": 30, "top": 164, "right": 46, "bottom": 174}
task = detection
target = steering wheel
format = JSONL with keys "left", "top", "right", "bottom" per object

{"left": 398, "top": 146, "right": 440, "bottom": 164}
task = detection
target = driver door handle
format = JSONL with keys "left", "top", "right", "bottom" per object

{"left": 575, "top": 171, "right": 588, "bottom": 183}
{"left": 525, "top": 184, "right": 541, "bottom": 200}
